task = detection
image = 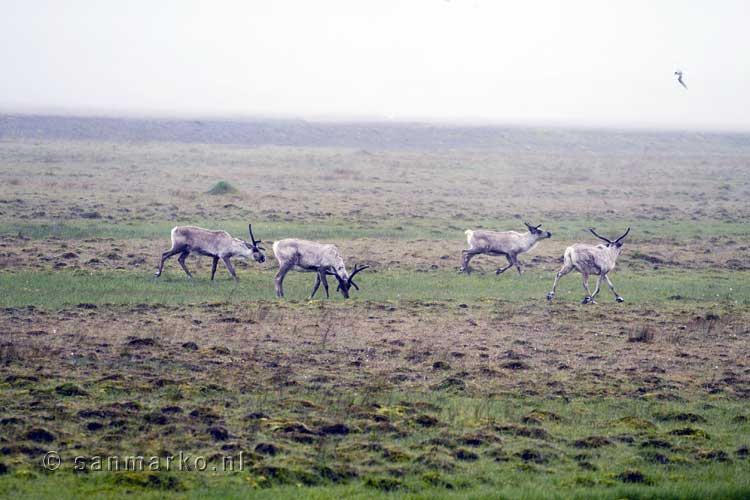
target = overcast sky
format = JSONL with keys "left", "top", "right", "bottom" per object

{"left": 1, "top": 1, "right": 748, "bottom": 130}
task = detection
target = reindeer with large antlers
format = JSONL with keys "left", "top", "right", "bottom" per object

{"left": 547, "top": 227, "right": 630, "bottom": 304}
{"left": 272, "top": 239, "right": 369, "bottom": 299}
{"left": 460, "top": 222, "right": 552, "bottom": 275}
{"left": 154, "top": 224, "right": 266, "bottom": 282}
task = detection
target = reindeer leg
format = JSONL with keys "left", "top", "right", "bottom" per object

{"left": 591, "top": 273, "right": 604, "bottom": 301}
{"left": 321, "top": 271, "right": 330, "bottom": 298}
{"left": 512, "top": 254, "right": 522, "bottom": 276}
{"left": 547, "top": 262, "right": 573, "bottom": 300}
{"left": 155, "top": 246, "right": 182, "bottom": 277}
{"left": 210, "top": 256, "right": 219, "bottom": 281}
{"left": 604, "top": 274, "right": 624, "bottom": 302}
{"left": 495, "top": 254, "right": 514, "bottom": 275}
{"left": 275, "top": 262, "right": 293, "bottom": 298}
{"left": 221, "top": 256, "right": 239, "bottom": 282}
{"left": 177, "top": 251, "right": 193, "bottom": 279}
{"left": 310, "top": 273, "right": 322, "bottom": 299}
{"left": 581, "top": 273, "right": 594, "bottom": 304}
{"left": 460, "top": 249, "right": 483, "bottom": 274}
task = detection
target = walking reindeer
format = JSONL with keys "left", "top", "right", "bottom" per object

{"left": 547, "top": 228, "right": 630, "bottom": 304}
{"left": 155, "top": 224, "right": 266, "bottom": 282}
{"left": 460, "top": 222, "right": 552, "bottom": 275}
{"left": 272, "top": 239, "right": 368, "bottom": 299}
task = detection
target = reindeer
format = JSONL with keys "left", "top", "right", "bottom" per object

{"left": 272, "top": 239, "right": 368, "bottom": 299}
{"left": 460, "top": 222, "right": 552, "bottom": 275}
{"left": 154, "top": 224, "right": 265, "bottom": 282}
{"left": 547, "top": 227, "right": 630, "bottom": 304}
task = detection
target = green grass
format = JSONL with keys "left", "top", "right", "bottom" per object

{"left": 1, "top": 473, "right": 750, "bottom": 500}
{"left": 1, "top": 218, "right": 748, "bottom": 242}
{"left": 1, "top": 268, "right": 747, "bottom": 309}
{"left": 1, "top": 392, "right": 749, "bottom": 499}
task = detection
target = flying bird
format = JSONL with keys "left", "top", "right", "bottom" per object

{"left": 674, "top": 70, "right": 688, "bottom": 89}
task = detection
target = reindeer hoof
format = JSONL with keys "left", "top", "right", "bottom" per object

{"left": 546, "top": 292, "right": 554, "bottom": 301}
{"left": 495, "top": 268, "right": 505, "bottom": 275}
{"left": 154, "top": 272, "right": 160, "bottom": 278}
{"left": 616, "top": 296, "right": 625, "bottom": 303}
{"left": 582, "top": 296, "right": 591, "bottom": 305}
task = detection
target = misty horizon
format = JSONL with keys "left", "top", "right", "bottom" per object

{"left": 2, "top": 1, "right": 749, "bottom": 132}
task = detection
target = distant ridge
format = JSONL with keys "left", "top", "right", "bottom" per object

{"left": 1, "top": 114, "right": 749, "bottom": 155}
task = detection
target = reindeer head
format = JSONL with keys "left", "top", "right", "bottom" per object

{"left": 242, "top": 224, "right": 266, "bottom": 263}
{"left": 589, "top": 227, "right": 630, "bottom": 254}
{"left": 524, "top": 222, "right": 553, "bottom": 239}
{"left": 329, "top": 264, "right": 369, "bottom": 299}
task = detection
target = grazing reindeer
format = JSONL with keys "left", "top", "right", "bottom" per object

{"left": 272, "top": 239, "right": 368, "bottom": 299}
{"left": 460, "top": 222, "right": 552, "bottom": 275}
{"left": 547, "top": 227, "right": 630, "bottom": 304}
{"left": 154, "top": 224, "right": 266, "bottom": 282}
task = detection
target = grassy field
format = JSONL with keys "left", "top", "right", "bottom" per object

{"left": 1, "top": 135, "right": 749, "bottom": 498}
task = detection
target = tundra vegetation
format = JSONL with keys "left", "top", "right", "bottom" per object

{"left": 0, "top": 130, "right": 749, "bottom": 499}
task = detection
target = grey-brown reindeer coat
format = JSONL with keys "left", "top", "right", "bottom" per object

{"left": 460, "top": 223, "right": 552, "bottom": 275}
{"left": 547, "top": 228, "right": 630, "bottom": 304}
{"left": 272, "top": 239, "right": 367, "bottom": 299}
{"left": 155, "top": 225, "right": 265, "bottom": 281}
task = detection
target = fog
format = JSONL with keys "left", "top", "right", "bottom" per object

{"left": 1, "top": 0, "right": 748, "bottom": 130}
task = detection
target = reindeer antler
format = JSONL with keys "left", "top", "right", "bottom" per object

{"left": 248, "top": 224, "right": 262, "bottom": 247}
{"left": 327, "top": 264, "right": 369, "bottom": 291}
{"left": 614, "top": 227, "right": 631, "bottom": 244}
{"left": 348, "top": 264, "right": 369, "bottom": 290}
{"left": 589, "top": 228, "right": 613, "bottom": 244}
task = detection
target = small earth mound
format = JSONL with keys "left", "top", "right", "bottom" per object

{"left": 189, "top": 407, "right": 221, "bottom": 424}
{"left": 696, "top": 448, "right": 729, "bottom": 462}
{"left": 127, "top": 338, "right": 156, "bottom": 347}
{"left": 454, "top": 448, "right": 479, "bottom": 461}
{"left": 574, "top": 436, "right": 613, "bottom": 449}
{"left": 656, "top": 412, "right": 707, "bottom": 423}
{"left": 641, "top": 439, "right": 673, "bottom": 449}
{"left": 25, "top": 428, "right": 55, "bottom": 443}
{"left": 615, "top": 416, "right": 656, "bottom": 429}
{"left": 208, "top": 426, "right": 229, "bottom": 440}
{"left": 364, "top": 476, "right": 404, "bottom": 491}
{"left": 515, "top": 448, "right": 550, "bottom": 464}
{"left": 206, "top": 181, "right": 238, "bottom": 195}
{"left": 276, "top": 422, "right": 315, "bottom": 435}
{"left": 415, "top": 415, "right": 439, "bottom": 427}
{"left": 523, "top": 410, "right": 562, "bottom": 424}
{"left": 181, "top": 342, "right": 199, "bottom": 351}
{"left": 502, "top": 361, "right": 530, "bottom": 370}
{"left": 254, "top": 443, "right": 279, "bottom": 455}
{"left": 616, "top": 469, "right": 650, "bottom": 484}
{"left": 641, "top": 450, "right": 670, "bottom": 464}
{"left": 55, "top": 383, "right": 88, "bottom": 396}
{"left": 669, "top": 427, "right": 709, "bottom": 438}
{"left": 496, "top": 424, "right": 551, "bottom": 440}
{"left": 432, "top": 361, "right": 451, "bottom": 370}
{"left": 432, "top": 377, "right": 466, "bottom": 392}
{"left": 319, "top": 423, "right": 350, "bottom": 435}
{"left": 144, "top": 412, "right": 168, "bottom": 425}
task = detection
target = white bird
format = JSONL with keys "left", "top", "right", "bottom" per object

{"left": 674, "top": 70, "right": 688, "bottom": 89}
